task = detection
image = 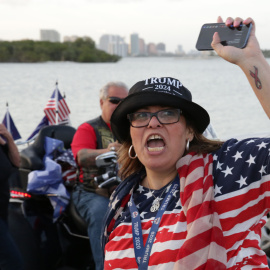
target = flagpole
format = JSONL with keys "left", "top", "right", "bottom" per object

{"left": 6, "top": 102, "right": 11, "bottom": 133}
{"left": 63, "top": 91, "right": 71, "bottom": 126}
{"left": 55, "top": 81, "right": 59, "bottom": 125}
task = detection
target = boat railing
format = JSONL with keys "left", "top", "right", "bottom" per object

{"left": 15, "top": 134, "right": 39, "bottom": 151}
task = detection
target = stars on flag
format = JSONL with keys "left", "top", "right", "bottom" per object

{"left": 213, "top": 138, "right": 270, "bottom": 197}
{"left": 232, "top": 151, "right": 243, "bottom": 161}
{"left": 259, "top": 165, "right": 267, "bottom": 175}
{"left": 222, "top": 166, "right": 234, "bottom": 177}
{"left": 256, "top": 141, "right": 268, "bottom": 150}
{"left": 111, "top": 196, "right": 120, "bottom": 210}
{"left": 236, "top": 175, "right": 248, "bottom": 188}
{"left": 214, "top": 185, "right": 223, "bottom": 196}
{"left": 44, "top": 85, "right": 70, "bottom": 125}
{"left": 245, "top": 154, "right": 256, "bottom": 167}
{"left": 216, "top": 161, "right": 223, "bottom": 170}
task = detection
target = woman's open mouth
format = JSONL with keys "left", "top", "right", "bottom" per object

{"left": 147, "top": 134, "right": 165, "bottom": 152}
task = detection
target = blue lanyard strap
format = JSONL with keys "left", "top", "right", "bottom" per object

{"left": 129, "top": 176, "right": 179, "bottom": 269}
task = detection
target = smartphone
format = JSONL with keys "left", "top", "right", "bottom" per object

{"left": 196, "top": 23, "right": 252, "bottom": 51}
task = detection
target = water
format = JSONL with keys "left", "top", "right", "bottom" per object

{"left": 1, "top": 57, "right": 270, "bottom": 141}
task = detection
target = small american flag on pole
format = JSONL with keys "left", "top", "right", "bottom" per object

{"left": 2, "top": 102, "right": 21, "bottom": 141}
{"left": 44, "top": 82, "right": 71, "bottom": 125}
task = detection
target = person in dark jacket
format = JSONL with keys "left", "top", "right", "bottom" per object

{"left": 0, "top": 123, "right": 23, "bottom": 270}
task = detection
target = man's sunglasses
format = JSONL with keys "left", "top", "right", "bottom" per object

{"left": 107, "top": 96, "right": 124, "bottom": 105}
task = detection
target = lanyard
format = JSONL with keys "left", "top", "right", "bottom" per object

{"left": 129, "top": 176, "right": 179, "bottom": 269}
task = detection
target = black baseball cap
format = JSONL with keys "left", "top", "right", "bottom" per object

{"left": 111, "top": 77, "right": 210, "bottom": 143}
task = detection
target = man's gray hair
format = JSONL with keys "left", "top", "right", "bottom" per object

{"left": 99, "top": 81, "right": 128, "bottom": 100}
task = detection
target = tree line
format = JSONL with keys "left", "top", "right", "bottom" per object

{"left": 0, "top": 37, "right": 120, "bottom": 63}
{"left": 262, "top": 50, "right": 270, "bottom": 58}
{"left": 0, "top": 37, "right": 269, "bottom": 63}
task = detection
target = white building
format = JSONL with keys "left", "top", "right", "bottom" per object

{"left": 176, "top": 45, "right": 185, "bottom": 55}
{"left": 40, "top": 29, "right": 60, "bottom": 42}
{"left": 130, "top": 33, "right": 140, "bottom": 56}
{"left": 99, "top": 34, "right": 128, "bottom": 57}
{"left": 139, "top": 38, "right": 147, "bottom": 56}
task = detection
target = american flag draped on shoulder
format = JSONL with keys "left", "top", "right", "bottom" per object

{"left": 102, "top": 155, "right": 227, "bottom": 270}
{"left": 102, "top": 138, "right": 270, "bottom": 269}
{"left": 27, "top": 82, "right": 71, "bottom": 141}
{"left": 175, "top": 152, "right": 227, "bottom": 270}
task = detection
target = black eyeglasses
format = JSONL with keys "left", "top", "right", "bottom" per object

{"left": 107, "top": 96, "right": 124, "bottom": 105}
{"left": 127, "top": 108, "right": 181, "bottom": 128}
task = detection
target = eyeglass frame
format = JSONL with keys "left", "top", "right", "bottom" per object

{"left": 107, "top": 96, "right": 124, "bottom": 105}
{"left": 127, "top": 108, "right": 182, "bottom": 128}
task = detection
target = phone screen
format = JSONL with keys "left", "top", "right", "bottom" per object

{"left": 196, "top": 23, "right": 252, "bottom": 51}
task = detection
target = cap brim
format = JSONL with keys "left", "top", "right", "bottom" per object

{"left": 111, "top": 91, "right": 210, "bottom": 143}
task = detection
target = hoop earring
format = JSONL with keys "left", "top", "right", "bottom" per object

{"left": 186, "top": 139, "right": 190, "bottom": 152}
{"left": 128, "top": 145, "right": 137, "bottom": 159}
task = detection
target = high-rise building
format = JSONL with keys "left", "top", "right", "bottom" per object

{"left": 139, "top": 38, "right": 147, "bottom": 56}
{"left": 176, "top": 45, "right": 185, "bottom": 55}
{"left": 40, "top": 30, "right": 60, "bottom": 42}
{"left": 99, "top": 34, "right": 128, "bottom": 57}
{"left": 156, "top": 43, "right": 166, "bottom": 54}
{"left": 130, "top": 33, "right": 140, "bottom": 56}
{"left": 147, "top": 43, "right": 157, "bottom": 56}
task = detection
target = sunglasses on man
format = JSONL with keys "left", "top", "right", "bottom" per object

{"left": 107, "top": 96, "right": 124, "bottom": 105}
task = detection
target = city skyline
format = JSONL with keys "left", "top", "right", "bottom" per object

{"left": 1, "top": 0, "right": 270, "bottom": 52}
{"left": 47, "top": 30, "right": 186, "bottom": 57}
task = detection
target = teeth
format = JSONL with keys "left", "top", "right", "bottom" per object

{"left": 148, "top": 146, "right": 164, "bottom": 152}
{"left": 148, "top": 134, "right": 162, "bottom": 141}
{"left": 147, "top": 134, "right": 164, "bottom": 151}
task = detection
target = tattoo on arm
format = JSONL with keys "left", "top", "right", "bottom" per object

{"left": 79, "top": 149, "right": 99, "bottom": 167}
{"left": 249, "top": 66, "right": 262, "bottom": 90}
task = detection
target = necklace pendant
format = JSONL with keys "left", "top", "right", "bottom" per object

{"left": 150, "top": 199, "right": 160, "bottom": 212}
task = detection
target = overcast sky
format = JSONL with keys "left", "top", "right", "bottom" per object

{"left": 0, "top": 0, "right": 269, "bottom": 53}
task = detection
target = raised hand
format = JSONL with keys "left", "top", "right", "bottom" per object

{"left": 211, "top": 16, "right": 261, "bottom": 65}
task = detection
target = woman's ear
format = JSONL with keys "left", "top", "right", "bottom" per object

{"left": 186, "top": 127, "right": 194, "bottom": 142}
